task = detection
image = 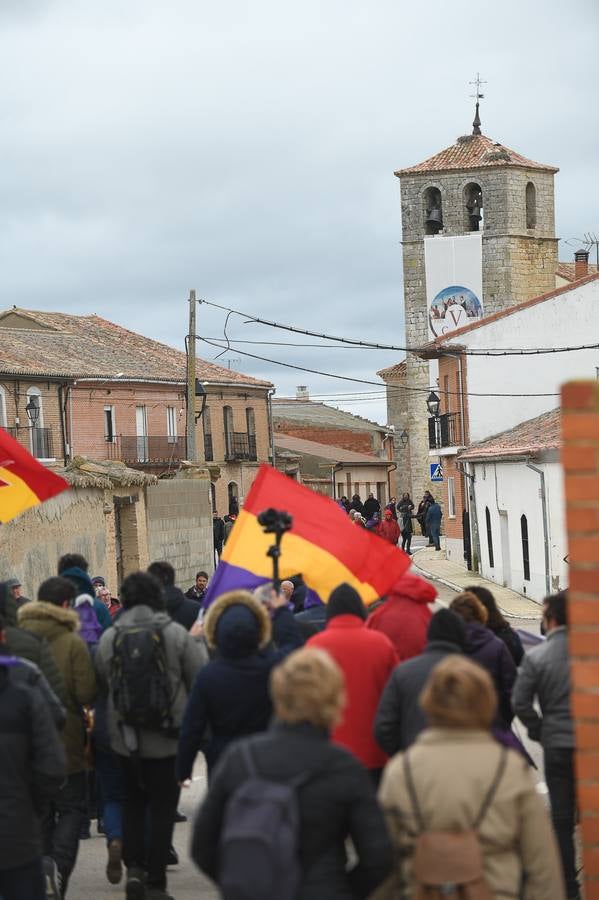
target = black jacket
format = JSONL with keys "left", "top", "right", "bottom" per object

{"left": 374, "top": 640, "right": 464, "bottom": 755}
{"left": 363, "top": 497, "right": 380, "bottom": 518}
{"left": 191, "top": 722, "right": 393, "bottom": 900}
{"left": 176, "top": 608, "right": 302, "bottom": 778}
{"left": 165, "top": 585, "right": 201, "bottom": 631}
{"left": 0, "top": 661, "right": 66, "bottom": 870}
{"left": 213, "top": 517, "right": 225, "bottom": 546}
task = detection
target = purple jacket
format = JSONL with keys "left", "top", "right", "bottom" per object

{"left": 465, "top": 621, "right": 517, "bottom": 727}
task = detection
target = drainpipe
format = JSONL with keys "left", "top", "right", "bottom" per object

{"left": 526, "top": 459, "right": 551, "bottom": 597}
{"left": 331, "top": 462, "right": 343, "bottom": 497}
{"left": 386, "top": 462, "right": 397, "bottom": 504}
{"left": 267, "top": 388, "right": 276, "bottom": 467}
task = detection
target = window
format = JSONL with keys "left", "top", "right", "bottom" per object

{"left": 521, "top": 514, "right": 530, "bottom": 581}
{"left": 26, "top": 387, "right": 50, "bottom": 459}
{"left": 423, "top": 186, "right": 443, "bottom": 235}
{"left": 485, "top": 506, "right": 494, "bottom": 568}
{"left": 0, "top": 386, "right": 6, "bottom": 428}
{"left": 463, "top": 183, "right": 483, "bottom": 231}
{"left": 246, "top": 408, "right": 255, "bottom": 435}
{"left": 166, "top": 406, "right": 177, "bottom": 443}
{"left": 526, "top": 182, "right": 536, "bottom": 229}
{"left": 203, "top": 406, "right": 213, "bottom": 461}
{"left": 223, "top": 406, "right": 233, "bottom": 457}
{"left": 104, "top": 405, "right": 116, "bottom": 443}
{"left": 447, "top": 477, "right": 456, "bottom": 518}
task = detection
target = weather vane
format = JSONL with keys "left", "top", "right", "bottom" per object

{"left": 469, "top": 72, "right": 487, "bottom": 135}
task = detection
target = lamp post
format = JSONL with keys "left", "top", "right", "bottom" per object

{"left": 399, "top": 429, "right": 409, "bottom": 449}
{"left": 25, "top": 397, "right": 40, "bottom": 426}
{"left": 426, "top": 391, "right": 440, "bottom": 418}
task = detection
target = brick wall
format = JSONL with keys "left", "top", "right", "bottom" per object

{"left": 0, "top": 379, "right": 65, "bottom": 460}
{"left": 561, "top": 380, "right": 599, "bottom": 898}
{"left": 274, "top": 423, "right": 376, "bottom": 455}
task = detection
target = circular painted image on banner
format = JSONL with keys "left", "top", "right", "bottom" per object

{"left": 429, "top": 285, "right": 483, "bottom": 338}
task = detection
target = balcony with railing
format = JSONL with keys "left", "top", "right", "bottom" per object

{"left": 428, "top": 412, "right": 461, "bottom": 450}
{"left": 5, "top": 425, "right": 55, "bottom": 459}
{"left": 106, "top": 435, "right": 186, "bottom": 465}
{"left": 224, "top": 432, "right": 257, "bottom": 462}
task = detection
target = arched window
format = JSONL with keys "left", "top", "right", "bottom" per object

{"left": 26, "top": 387, "right": 49, "bottom": 458}
{"left": 223, "top": 406, "right": 234, "bottom": 458}
{"left": 526, "top": 182, "right": 536, "bottom": 229}
{"left": 423, "top": 186, "right": 443, "bottom": 235}
{"left": 228, "top": 481, "right": 239, "bottom": 516}
{"left": 464, "top": 183, "right": 483, "bottom": 232}
{"left": 485, "top": 506, "right": 494, "bottom": 568}
{"left": 521, "top": 514, "right": 530, "bottom": 581}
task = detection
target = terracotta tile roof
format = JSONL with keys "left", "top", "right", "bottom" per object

{"left": 556, "top": 262, "right": 599, "bottom": 282}
{"left": 0, "top": 307, "right": 272, "bottom": 388}
{"left": 419, "top": 271, "right": 599, "bottom": 353}
{"left": 272, "top": 398, "right": 385, "bottom": 432}
{"left": 395, "top": 133, "right": 558, "bottom": 177}
{"left": 458, "top": 408, "right": 561, "bottom": 461}
{"left": 274, "top": 433, "right": 390, "bottom": 465}
{"left": 376, "top": 360, "right": 407, "bottom": 380}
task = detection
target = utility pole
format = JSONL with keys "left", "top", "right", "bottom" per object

{"left": 186, "top": 289, "right": 197, "bottom": 462}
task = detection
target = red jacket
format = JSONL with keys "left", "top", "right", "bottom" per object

{"left": 366, "top": 572, "right": 436, "bottom": 660}
{"left": 376, "top": 518, "right": 400, "bottom": 545}
{"left": 308, "top": 615, "right": 398, "bottom": 769}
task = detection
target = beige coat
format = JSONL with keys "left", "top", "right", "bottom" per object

{"left": 376, "top": 728, "right": 565, "bottom": 900}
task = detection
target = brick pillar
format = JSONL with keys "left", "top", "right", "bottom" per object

{"left": 562, "top": 380, "right": 599, "bottom": 898}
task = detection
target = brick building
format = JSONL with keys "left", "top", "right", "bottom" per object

{"left": 0, "top": 307, "right": 273, "bottom": 516}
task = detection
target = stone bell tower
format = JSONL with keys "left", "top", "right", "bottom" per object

{"left": 394, "top": 97, "right": 559, "bottom": 501}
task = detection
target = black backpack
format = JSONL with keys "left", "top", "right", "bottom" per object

{"left": 218, "top": 740, "right": 313, "bottom": 900}
{"left": 110, "top": 622, "right": 175, "bottom": 735}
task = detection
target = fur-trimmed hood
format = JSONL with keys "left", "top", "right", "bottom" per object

{"left": 204, "top": 590, "right": 271, "bottom": 657}
{"left": 18, "top": 601, "right": 80, "bottom": 641}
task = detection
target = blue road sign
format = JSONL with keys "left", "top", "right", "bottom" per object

{"left": 430, "top": 463, "right": 443, "bottom": 482}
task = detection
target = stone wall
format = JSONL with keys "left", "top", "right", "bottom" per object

{"left": 146, "top": 471, "right": 213, "bottom": 588}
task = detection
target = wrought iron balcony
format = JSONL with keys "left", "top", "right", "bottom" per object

{"left": 107, "top": 435, "right": 186, "bottom": 465}
{"left": 224, "top": 432, "right": 257, "bottom": 462}
{"left": 5, "top": 425, "right": 54, "bottom": 459}
{"left": 428, "top": 412, "right": 460, "bottom": 450}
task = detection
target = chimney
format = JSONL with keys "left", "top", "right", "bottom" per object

{"left": 575, "top": 249, "right": 590, "bottom": 280}
{"left": 296, "top": 385, "right": 309, "bottom": 401}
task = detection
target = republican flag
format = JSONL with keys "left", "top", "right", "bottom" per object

{"left": 0, "top": 428, "right": 69, "bottom": 524}
{"left": 205, "top": 465, "right": 410, "bottom": 607}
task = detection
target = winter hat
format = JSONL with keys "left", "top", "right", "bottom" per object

{"left": 427, "top": 608, "right": 467, "bottom": 649}
{"left": 214, "top": 604, "right": 262, "bottom": 659}
{"left": 60, "top": 566, "right": 96, "bottom": 600}
{"left": 326, "top": 583, "right": 367, "bottom": 622}
{"left": 91, "top": 576, "right": 106, "bottom": 587}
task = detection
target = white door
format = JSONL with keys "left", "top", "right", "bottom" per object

{"left": 135, "top": 406, "right": 148, "bottom": 462}
{"left": 499, "top": 511, "right": 511, "bottom": 588}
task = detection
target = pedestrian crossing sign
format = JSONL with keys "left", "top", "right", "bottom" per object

{"left": 430, "top": 463, "right": 443, "bottom": 482}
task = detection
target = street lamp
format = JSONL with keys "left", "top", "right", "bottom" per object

{"left": 399, "top": 429, "right": 409, "bottom": 449}
{"left": 25, "top": 397, "right": 40, "bottom": 426}
{"left": 426, "top": 391, "right": 440, "bottom": 418}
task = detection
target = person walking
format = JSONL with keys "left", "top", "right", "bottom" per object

{"left": 95, "top": 571, "right": 204, "bottom": 900}
{"left": 363, "top": 492, "right": 380, "bottom": 519}
{"left": 147, "top": 561, "right": 202, "bottom": 631}
{"left": 0, "top": 619, "right": 67, "bottom": 900}
{"left": 396, "top": 492, "right": 414, "bottom": 519}
{"left": 512, "top": 591, "right": 579, "bottom": 900}
{"left": 212, "top": 511, "right": 225, "bottom": 558}
{"left": 366, "top": 571, "right": 435, "bottom": 660}
{"left": 176, "top": 588, "right": 302, "bottom": 779}
{"left": 308, "top": 584, "right": 398, "bottom": 781}
{"left": 466, "top": 584, "right": 524, "bottom": 665}
{"left": 424, "top": 497, "right": 442, "bottom": 550}
{"left": 376, "top": 509, "right": 400, "bottom": 545}
{"left": 378, "top": 656, "right": 566, "bottom": 900}
{"left": 191, "top": 647, "right": 393, "bottom": 900}
{"left": 18, "top": 577, "right": 97, "bottom": 898}
{"left": 374, "top": 608, "right": 467, "bottom": 755}
{"left": 450, "top": 592, "right": 516, "bottom": 729}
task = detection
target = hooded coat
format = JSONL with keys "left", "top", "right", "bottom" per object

{"left": 366, "top": 572, "right": 436, "bottom": 660}
{"left": 464, "top": 621, "right": 517, "bottom": 728}
{"left": 0, "top": 582, "right": 67, "bottom": 706}
{"left": 18, "top": 601, "right": 97, "bottom": 772}
{"left": 59, "top": 566, "right": 112, "bottom": 632}
{"left": 164, "top": 583, "right": 202, "bottom": 631}
{"left": 376, "top": 516, "right": 400, "bottom": 545}
{"left": 175, "top": 592, "right": 302, "bottom": 779}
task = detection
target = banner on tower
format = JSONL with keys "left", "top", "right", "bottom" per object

{"left": 424, "top": 233, "right": 483, "bottom": 340}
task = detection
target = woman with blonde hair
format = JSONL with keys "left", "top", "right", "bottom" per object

{"left": 377, "top": 656, "right": 565, "bottom": 899}
{"left": 191, "top": 647, "right": 393, "bottom": 899}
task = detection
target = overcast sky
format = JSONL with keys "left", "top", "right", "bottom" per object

{"left": 1, "top": 0, "right": 598, "bottom": 423}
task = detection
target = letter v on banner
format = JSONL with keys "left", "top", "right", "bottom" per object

{"left": 424, "top": 233, "right": 484, "bottom": 340}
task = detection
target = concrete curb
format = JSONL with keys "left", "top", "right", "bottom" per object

{"left": 411, "top": 548, "right": 542, "bottom": 621}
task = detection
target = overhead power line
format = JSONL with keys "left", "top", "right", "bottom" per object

{"left": 198, "top": 297, "right": 599, "bottom": 357}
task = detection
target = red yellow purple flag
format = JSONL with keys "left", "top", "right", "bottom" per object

{"left": 0, "top": 428, "right": 69, "bottom": 524}
{"left": 205, "top": 464, "right": 410, "bottom": 607}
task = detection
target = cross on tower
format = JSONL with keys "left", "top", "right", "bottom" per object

{"left": 469, "top": 72, "right": 487, "bottom": 135}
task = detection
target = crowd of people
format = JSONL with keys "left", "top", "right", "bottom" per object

{"left": 336, "top": 491, "right": 443, "bottom": 553}
{"left": 0, "top": 549, "right": 578, "bottom": 900}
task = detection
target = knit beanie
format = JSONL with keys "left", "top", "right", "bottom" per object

{"left": 326, "top": 583, "right": 367, "bottom": 622}
{"left": 427, "top": 608, "right": 467, "bottom": 649}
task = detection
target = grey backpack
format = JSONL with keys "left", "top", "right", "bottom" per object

{"left": 219, "top": 740, "right": 312, "bottom": 900}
